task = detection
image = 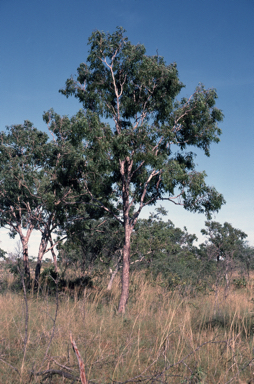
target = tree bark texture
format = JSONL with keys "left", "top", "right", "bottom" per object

{"left": 17, "top": 223, "right": 33, "bottom": 283}
{"left": 49, "top": 236, "right": 58, "bottom": 273}
{"left": 107, "top": 251, "right": 122, "bottom": 290}
{"left": 118, "top": 158, "right": 133, "bottom": 313}
{"left": 107, "top": 265, "right": 119, "bottom": 291}
{"left": 21, "top": 238, "right": 30, "bottom": 284}
{"left": 118, "top": 224, "right": 131, "bottom": 313}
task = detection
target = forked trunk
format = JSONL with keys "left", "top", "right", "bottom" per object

{"left": 18, "top": 224, "right": 33, "bottom": 286}
{"left": 118, "top": 225, "right": 131, "bottom": 313}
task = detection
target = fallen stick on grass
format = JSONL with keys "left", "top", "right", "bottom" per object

{"left": 70, "top": 332, "right": 88, "bottom": 384}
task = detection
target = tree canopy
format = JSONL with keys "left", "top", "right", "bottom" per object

{"left": 201, "top": 221, "right": 247, "bottom": 261}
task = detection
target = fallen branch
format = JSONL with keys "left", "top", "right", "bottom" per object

{"left": 70, "top": 333, "right": 88, "bottom": 384}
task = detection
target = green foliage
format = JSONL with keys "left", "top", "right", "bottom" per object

{"left": 45, "top": 28, "right": 226, "bottom": 311}
{"left": 40, "top": 264, "right": 58, "bottom": 282}
{"left": 59, "top": 212, "right": 252, "bottom": 294}
{"left": 201, "top": 221, "right": 247, "bottom": 260}
{"left": 58, "top": 208, "right": 209, "bottom": 292}
{"left": 0, "top": 248, "right": 7, "bottom": 260}
{"left": 199, "top": 221, "right": 249, "bottom": 292}
{"left": 129, "top": 209, "right": 206, "bottom": 290}
{"left": 0, "top": 122, "right": 49, "bottom": 232}
{"left": 235, "top": 243, "right": 254, "bottom": 275}
{"left": 54, "top": 27, "right": 225, "bottom": 227}
{"left": 58, "top": 216, "right": 124, "bottom": 271}
{"left": 0, "top": 28, "right": 227, "bottom": 311}
{"left": 150, "top": 252, "right": 202, "bottom": 291}
{"left": 6, "top": 261, "right": 20, "bottom": 277}
{"left": 0, "top": 117, "right": 110, "bottom": 282}
{"left": 31, "top": 264, "right": 94, "bottom": 296}
{"left": 39, "top": 265, "right": 62, "bottom": 294}
{"left": 233, "top": 276, "right": 247, "bottom": 289}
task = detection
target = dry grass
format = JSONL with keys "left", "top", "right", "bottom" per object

{"left": 1, "top": 271, "right": 254, "bottom": 383}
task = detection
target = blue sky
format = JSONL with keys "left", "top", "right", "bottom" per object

{"left": 0, "top": 0, "right": 253, "bottom": 255}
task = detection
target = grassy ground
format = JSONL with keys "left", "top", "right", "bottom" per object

{"left": 1, "top": 271, "right": 254, "bottom": 383}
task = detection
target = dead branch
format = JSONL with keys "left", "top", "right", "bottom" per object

{"left": 70, "top": 333, "right": 88, "bottom": 384}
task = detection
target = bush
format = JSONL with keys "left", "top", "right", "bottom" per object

{"left": 233, "top": 276, "right": 247, "bottom": 289}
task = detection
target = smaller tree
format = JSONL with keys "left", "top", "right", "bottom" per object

{"left": 0, "top": 122, "right": 49, "bottom": 280}
{"left": 234, "top": 242, "right": 254, "bottom": 280}
{"left": 201, "top": 221, "right": 247, "bottom": 294}
{"left": 131, "top": 208, "right": 199, "bottom": 289}
{"left": 0, "top": 121, "right": 85, "bottom": 283}
{"left": 58, "top": 216, "right": 124, "bottom": 288}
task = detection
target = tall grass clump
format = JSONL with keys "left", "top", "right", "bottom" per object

{"left": 1, "top": 269, "right": 254, "bottom": 383}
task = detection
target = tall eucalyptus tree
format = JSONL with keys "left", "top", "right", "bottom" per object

{"left": 50, "top": 27, "right": 225, "bottom": 312}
